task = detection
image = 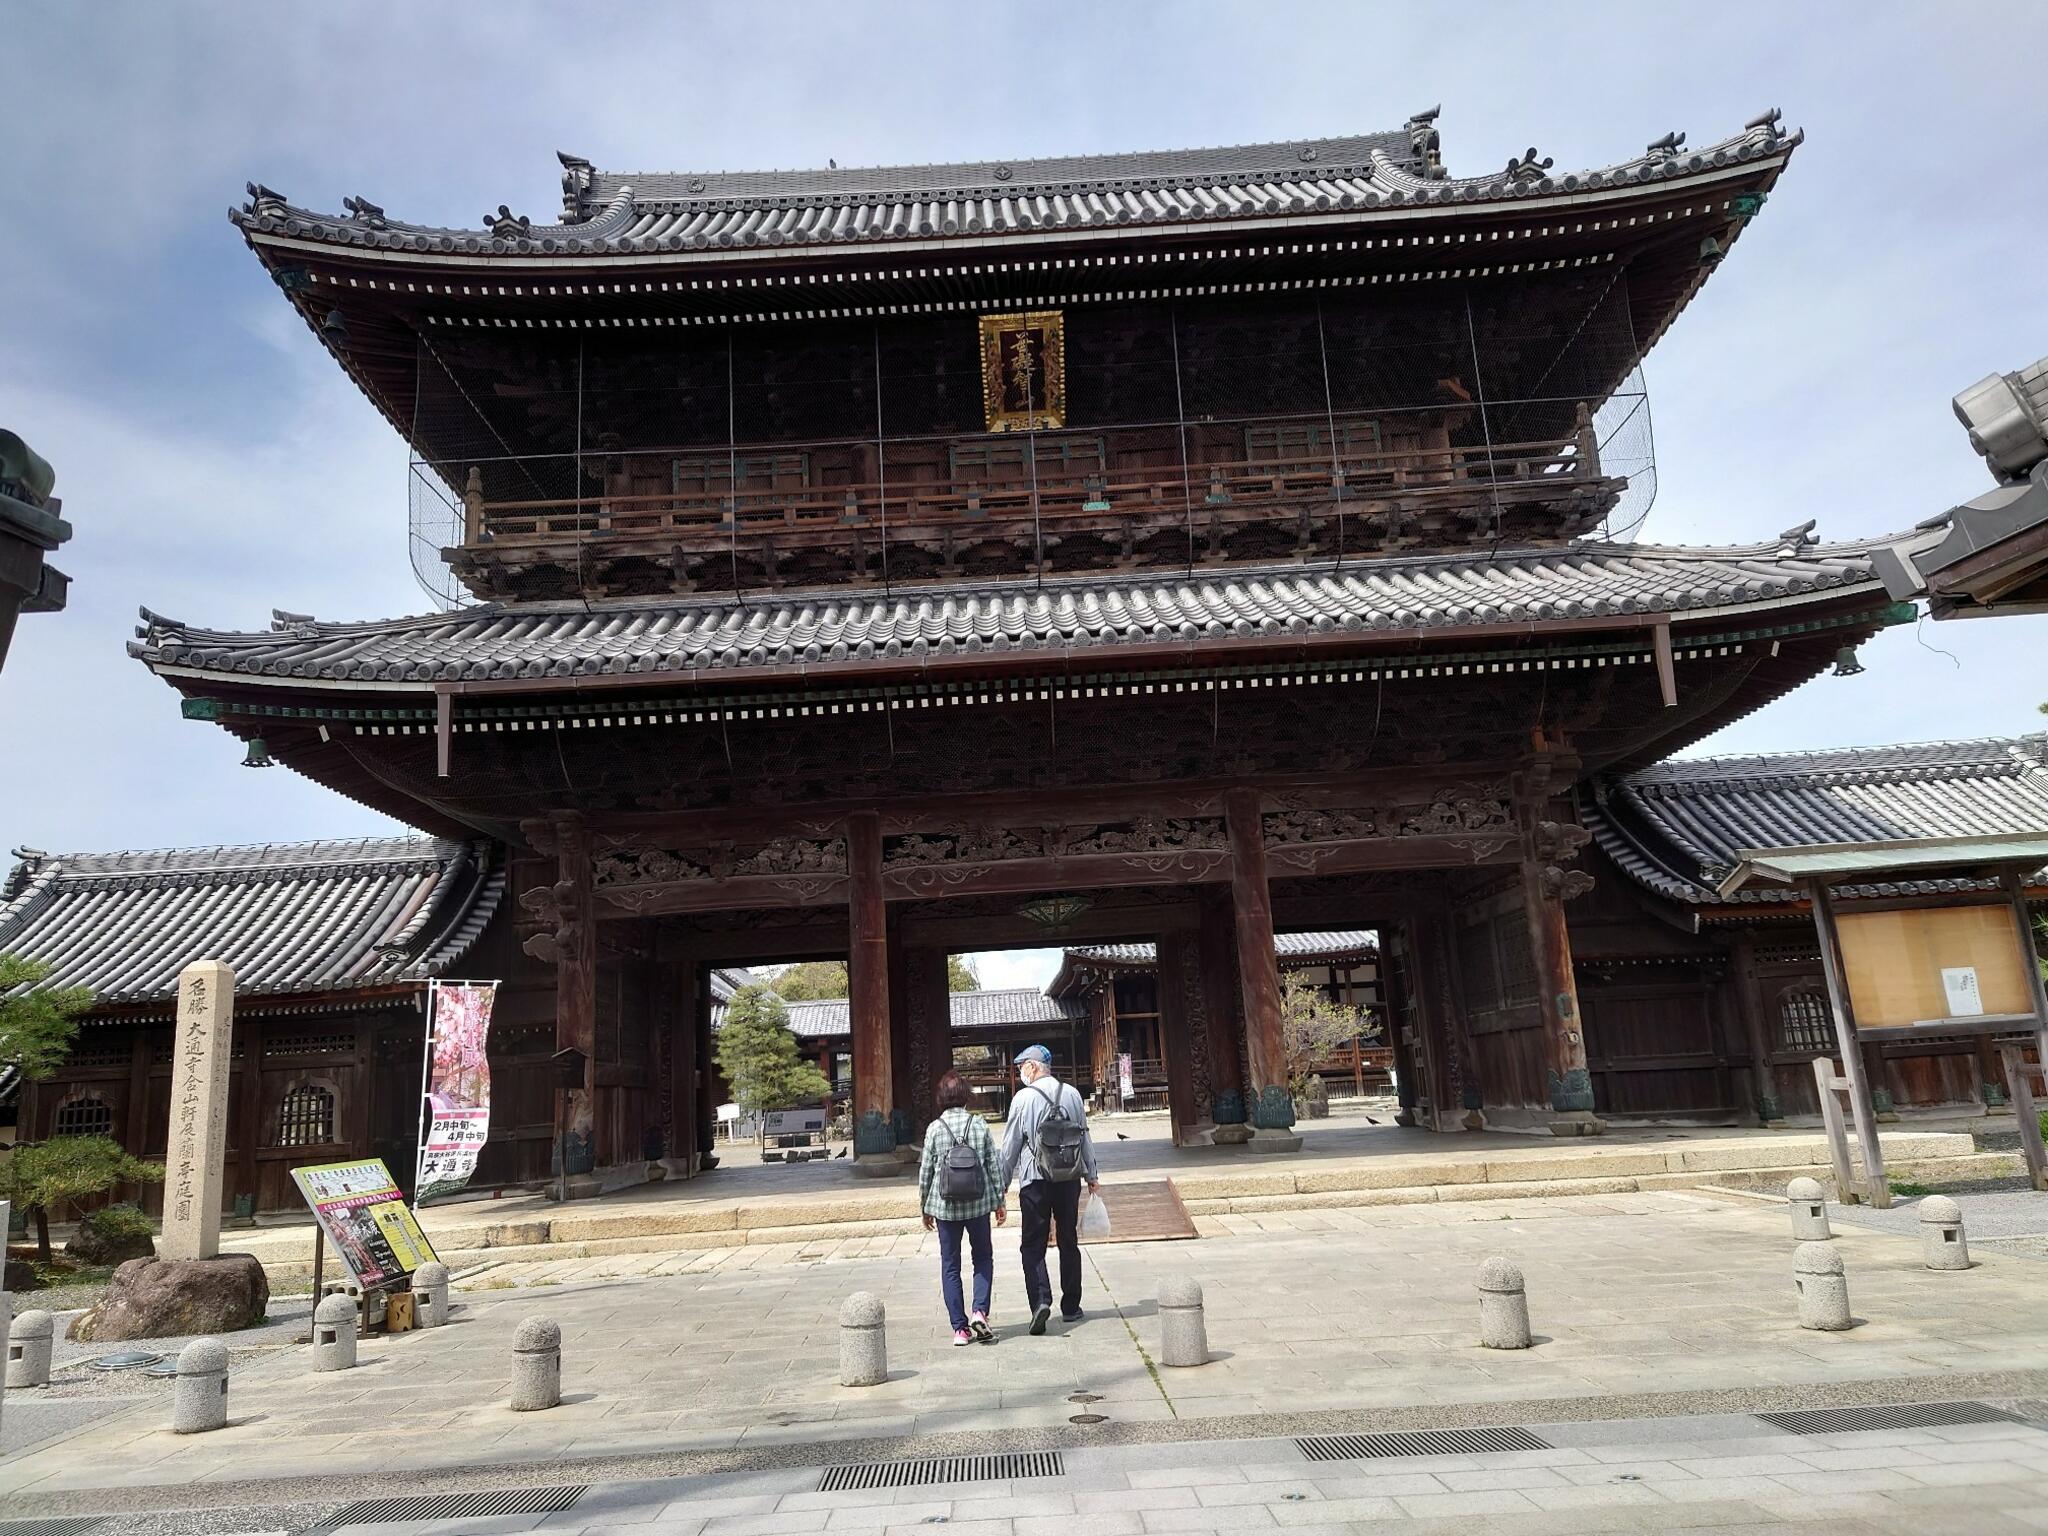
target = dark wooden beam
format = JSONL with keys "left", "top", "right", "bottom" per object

{"left": 846, "top": 812, "right": 896, "bottom": 1166}
{"left": 1225, "top": 788, "right": 1295, "bottom": 1142}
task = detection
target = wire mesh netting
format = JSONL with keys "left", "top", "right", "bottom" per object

{"left": 405, "top": 273, "right": 1655, "bottom": 608}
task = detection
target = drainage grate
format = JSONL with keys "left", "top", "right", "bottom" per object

{"left": 1757, "top": 1401, "right": 2022, "bottom": 1436}
{"left": 1297, "top": 1426, "right": 1549, "bottom": 1462}
{"left": 818, "top": 1452, "right": 1064, "bottom": 1492}
{"left": 322, "top": 1486, "right": 585, "bottom": 1525}
{"left": 0, "top": 1520, "right": 111, "bottom": 1536}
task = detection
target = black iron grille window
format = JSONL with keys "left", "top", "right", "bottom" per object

{"left": 53, "top": 1096, "right": 114, "bottom": 1138}
{"left": 1777, "top": 989, "right": 1834, "bottom": 1054}
{"left": 278, "top": 1084, "right": 336, "bottom": 1147}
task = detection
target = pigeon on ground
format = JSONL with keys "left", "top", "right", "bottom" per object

{"left": 835, "top": 1148, "right": 848, "bottom": 1158}
{"left": 1116, "top": 1132, "right": 1130, "bottom": 1141}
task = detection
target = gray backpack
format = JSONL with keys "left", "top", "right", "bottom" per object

{"left": 1030, "top": 1082, "right": 1087, "bottom": 1183}
{"left": 937, "top": 1114, "right": 985, "bottom": 1203}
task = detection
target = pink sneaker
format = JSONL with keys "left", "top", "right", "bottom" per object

{"left": 952, "top": 1328, "right": 973, "bottom": 1347}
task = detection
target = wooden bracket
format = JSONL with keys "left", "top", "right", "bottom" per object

{"left": 1652, "top": 622, "right": 1677, "bottom": 708}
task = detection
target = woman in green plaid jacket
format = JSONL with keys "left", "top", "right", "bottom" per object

{"left": 918, "top": 1070, "right": 1008, "bottom": 1344}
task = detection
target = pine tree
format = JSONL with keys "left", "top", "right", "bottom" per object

{"left": 0, "top": 953, "right": 93, "bottom": 1080}
{"left": 714, "top": 984, "right": 832, "bottom": 1114}
{"left": 1, "top": 1135, "right": 163, "bottom": 1262}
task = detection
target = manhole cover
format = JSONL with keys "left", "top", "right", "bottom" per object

{"left": 143, "top": 1360, "right": 182, "bottom": 1379}
{"left": 1068, "top": 1413, "right": 1109, "bottom": 1425}
{"left": 1068, "top": 1392, "right": 1103, "bottom": 1404}
{"left": 88, "top": 1351, "right": 163, "bottom": 1372}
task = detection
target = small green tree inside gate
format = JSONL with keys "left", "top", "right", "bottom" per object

{"left": 714, "top": 984, "right": 832, "bottom": 1118}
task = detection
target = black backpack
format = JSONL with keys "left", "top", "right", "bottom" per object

{"left": 1030, "top": 1081, "right": 1087, "bottom": 1183}
{"left": 937, "top": 1113, "right": 986, "bottom": 1203}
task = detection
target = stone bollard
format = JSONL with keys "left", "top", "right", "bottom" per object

{"left": 412, "top": 1261, "right": 452, "bottom": 1328}
{"left": 1476, "top": 1256, "right": 1533, "bottom": 1350}
{"left": 838, "top": 1292, "right": 888, "bottom": 1387}
{"left": 1793, "top": 1240, "right": 1852, "bottom": 1330}
{"left": 1157, "top": 1277, "right": 1209, "bottom": 1367}
{"left": 1786, "top": 1176, "right": 1832, "bottom": 1241}
{"left": 312, "top": 1292, "right": 359, "bottom": 1372}
{"left": 511, "top": 1317, "right": 562, "bottom": 1411}
{"left": 1919, "top": 1195, "right": 1971, "bottom": 1270}
{"left": 7, "top": 1310, "right": 53, "bottom": 1389}
{"left": 173, "top": 1337, "right": 230, "bottom": 1434}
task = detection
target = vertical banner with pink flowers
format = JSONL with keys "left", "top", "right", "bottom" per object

{"left": 416, "top": 980, "right": 498, "bottom": 1201}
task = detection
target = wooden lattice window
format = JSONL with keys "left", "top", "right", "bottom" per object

{"left": 1776, "top": 989, "right": 1835, "bottom": 1055}
{"left": 277, "top": 1084, "right": 337, "bottom": 1147}
{"left": 66, "top": 1039, "right": 130, "bottom": 1069}
{"left": 53, "top": 1095, "right": 114, "bottom": 1138}
{"left": 263, "top": 1032, "right": 353, "bottom": 1060}
{"left": 1244, "top": 419, "right": 1383, "bottom": 468}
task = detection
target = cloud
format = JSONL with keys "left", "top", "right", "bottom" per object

{"left": 3, "top": 0, "right": 2044, "bottom": 865}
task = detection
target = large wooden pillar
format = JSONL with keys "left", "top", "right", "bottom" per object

{"left": 1518, "top": 858, "right": 1600, "bottom": 1131}
{"left": 553, "top": 811, "right": 599, "bottom": 1175}
{"left": 1156, "top": 930, "right": 1203, "bottom": 1145}
{"left": 1729, "top": 934, "right": 1782, "bottom": 1124}
{"left": 846, "top": 812, "right": 898, "bottom": 1171}
{"left": 901, "top": 944, "right": 951, "bottom": 1142}
{"left": 1224, "top": 788, "right": 1300, "bottom": 1150}
{"left": 1197, "top": 888, "right": 1248, "bottom": 1137}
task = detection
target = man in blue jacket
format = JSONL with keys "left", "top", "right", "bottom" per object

{"left": 997, "top": 1044, "right": 1101, "bottom": 1334}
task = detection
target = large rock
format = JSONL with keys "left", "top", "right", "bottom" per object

{"left": 67, "top": 1208, "right": 157, "bottom": 1266}
{"left": 67, "top": 1254, "right": 269, "bottom": 1342}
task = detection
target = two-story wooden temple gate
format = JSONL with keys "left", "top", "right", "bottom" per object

{"left": 126, "top": 105, "right": 1939, "bottom": 1185}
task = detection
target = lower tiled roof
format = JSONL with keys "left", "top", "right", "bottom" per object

{"left": 1584, "top": 735, "right": 2048, "bottom": 905}
{"left": 0, "top": 837, "right": 503, "bottom": 1006}
{"left": 131, "top": 541, "right": 1886, "bottom": 688}
{"left": 1064, "top": 930, "right": 1379, "bottom": 969}
{"left": 712, "top": 986, "right": 1085, "bottom": 1039}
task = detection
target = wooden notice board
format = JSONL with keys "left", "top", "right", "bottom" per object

{"left": 1835, "top": 903, "right": 2034, "bottom": 1030}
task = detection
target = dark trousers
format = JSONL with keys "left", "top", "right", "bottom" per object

{"left": 936, "top": 1215, "right": 993, "bottom": 1332}
{"left": 1019, "top": 1178, "right": 1082, "bottom": 1314}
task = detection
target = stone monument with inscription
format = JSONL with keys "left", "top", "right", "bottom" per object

{"left": 161, "top": 959, "right": 234, "bottom": 1261}
{"left": 69, "top": 960, "right": 269, "bottom": 1342}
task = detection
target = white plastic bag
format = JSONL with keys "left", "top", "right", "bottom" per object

{"left": 1079, "top": 1191, "right": 1111, "bottom": 1239}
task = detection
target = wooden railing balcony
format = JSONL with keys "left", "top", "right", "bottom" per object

{"left": 442, "top": 415, "right": 1616, "bottom": 601}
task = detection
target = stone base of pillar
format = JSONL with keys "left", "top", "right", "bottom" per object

{"left": 1243, "top": 1127, "right": 1304, "bottom": 1155}
{"left": 1462, "top": 1108, "right": 1486, "bottom": 1131}
{"left": 1546, "top": 1112, "right": 1607, "bottom": 1137}
{"left": 853, "top": 1152, "right": 910, "bottom": 1178}
{"left": 1394, "top": 1108, "right": 1418, "bottom": 1128}
{"left": 1178, "top": 1121, "right": 1219, "bottom": 1147}
{"left": 1212, "top": 1122, "right": 1254, "bottom": 1145}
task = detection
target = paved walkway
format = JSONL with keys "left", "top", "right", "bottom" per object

{"left": 9, "top": 1187, "right": 2048, "bottom": 1520}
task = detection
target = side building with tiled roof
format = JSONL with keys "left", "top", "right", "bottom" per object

{"left": 0, "top": 836, "right": 569, "bottom": 1212}
{"left": 1568, "top": 736, "right": 2048, "bottom": 1123}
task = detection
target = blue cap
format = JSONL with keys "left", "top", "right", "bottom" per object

{"left": 1013, "top": 1044, "right": 1053, "bottom": 1066}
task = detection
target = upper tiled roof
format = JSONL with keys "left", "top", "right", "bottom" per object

{"left": 712, "top": 986, "right": 1083, "bottom": 1038}
{"left": 0, "top": 837, "right": 503, "bottom": 1006}
{"left": 1584, "top": 735, "right": 2048, "bottom": 905}
{"left": 132, "top": 539, "right": 1885, "bottom": 690}
{"left": 230, "top": 111, "right": 1797, "bottom": 262}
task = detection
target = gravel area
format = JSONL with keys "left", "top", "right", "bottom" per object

{"left": 1829, "top": 1185, "right": 2048, "bottom": 1239}
{"left": 33, "top": 1294, "right": 318, "bottom": 1403}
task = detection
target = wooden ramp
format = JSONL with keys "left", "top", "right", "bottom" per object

{"left": 1052, "top": 1179, "right": 1198, "bottom": 1245}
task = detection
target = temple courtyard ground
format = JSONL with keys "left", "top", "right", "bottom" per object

{"left": 7, "top": 1181, "right": 2048, "bottom": 1533}
{"left": 186, "top": 1101, "right": 2022, "bottom": 1290}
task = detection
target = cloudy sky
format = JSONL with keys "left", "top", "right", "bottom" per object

{"left": 3, "top": 2, "right": 2044, "bottom": 992}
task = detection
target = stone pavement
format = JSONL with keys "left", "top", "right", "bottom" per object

{"left": 297, "top": 1414, "right": 2048, "bottom": 1536}
{"left": 8, "top": 1186, "right": 2048, "bottom": 1522}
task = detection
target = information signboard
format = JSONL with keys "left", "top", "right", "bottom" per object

{"left": 291, "top": 1158, "right": 439, "bottom": 1291}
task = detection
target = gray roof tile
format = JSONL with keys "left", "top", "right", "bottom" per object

{"left": 1584, "top": 735, "right": 2048, "bottom": 905}
{"left": 230, "top": 115, "right": 1798, "bottom": 261}
{"left": 131, "top": 540, "right": 1885, "bottom": 689}
{"left": 0, "top": 837, "right": 503, "bottom": 1006}
{"left": 1065, "top": 931, "right": 1378, "bottom": 968}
